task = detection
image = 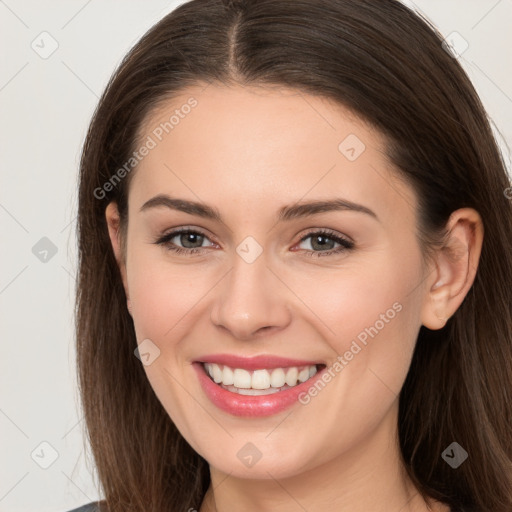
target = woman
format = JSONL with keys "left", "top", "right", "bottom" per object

{"left": 69, "top": 0, "right": 512, "bottom": 511}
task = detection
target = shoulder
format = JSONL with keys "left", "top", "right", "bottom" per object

{"left": 65, "top": 503, "right": 101, "bottom": 512}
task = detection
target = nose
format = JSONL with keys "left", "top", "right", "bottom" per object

{"left": 210, "top": 250, "right": 292, "bottom": 340}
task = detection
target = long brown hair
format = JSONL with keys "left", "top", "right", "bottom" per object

{"left": 75, "top": 1, "right": 512, "bottom": 510}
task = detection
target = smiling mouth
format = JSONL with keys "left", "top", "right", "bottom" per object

{"left": 201, "top": 362, "right": 327, "bottom": 396}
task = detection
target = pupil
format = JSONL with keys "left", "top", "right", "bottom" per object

{"left": 312, "top": 235, "right": 334, "bottom": 251}
{"left": 182, "top": 233, "right": 202, "bottom": 248}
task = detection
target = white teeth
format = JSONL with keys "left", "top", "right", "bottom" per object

{"left": 203, "top": 362, "right": 320, "bottom": 391}
{"left": 237, "top": 386, "right": 280, "bottom": 395}
{"left": 298, "top": 367, "right": 310, "bottom": 382}
{"left": 233, "top": 368, "right": 252, "bottom": 388}
{"left": 251, "top": 369, "right": 271, "bottom": 389}
{"left": 221, "top": 383, "right": 292, "bottom": 395}
{"left": 285, "top": 367, "right": 298, "bottom": 386}
{"left": 222, "top": 365, "right": 234, "bottom": 385}
{"left": 212, "top": 364, "right": 223, "bottom": 383}
{"left": 270, "top": 368, "right": 285, "bottom": 388}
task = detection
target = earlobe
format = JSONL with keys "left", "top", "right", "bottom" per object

{"left": 421, "top": 208, "right": 484, "bottom": 330}
{"left": 425, "top": 287, "right": 451, "bottom": 329}
{"left": 421, "top": 256, "right": 454, "bottom": 330}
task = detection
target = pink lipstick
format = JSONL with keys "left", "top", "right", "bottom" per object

{"left": 192, "top": 355, "right": 327, "bottom": 417}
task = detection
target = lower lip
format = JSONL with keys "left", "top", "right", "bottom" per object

{"left": 192, "top": 362, "right": 326, "bottom": 417}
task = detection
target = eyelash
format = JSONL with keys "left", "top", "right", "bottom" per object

{"left": 154, "top": 227, "right": 354, "bottom": 258}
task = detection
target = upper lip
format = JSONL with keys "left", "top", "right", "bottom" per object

{"left": 195, "top": 353, "right": 325, "bottom": 371}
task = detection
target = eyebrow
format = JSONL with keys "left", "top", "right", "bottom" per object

{"left": 139, "top": 194, "right": 379, "bottom": 223}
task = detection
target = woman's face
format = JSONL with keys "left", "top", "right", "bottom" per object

{"left": 107, "top": 83, "right": 437, "bottom": 479}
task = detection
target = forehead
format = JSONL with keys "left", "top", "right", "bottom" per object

{"left": 130, "top": 83, "right": 415, "bottom": 225}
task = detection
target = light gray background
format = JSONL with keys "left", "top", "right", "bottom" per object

{"left": 0, "top": 1, "right": 511, "bottom": 511}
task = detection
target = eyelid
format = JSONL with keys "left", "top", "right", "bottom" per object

{"left": 298, "top": 227, "right": 353, "bottom": 244}
{"left": 156, "top": 227, "right": 351, "bottom": 245}
{"left": 293, "top": 228, "right": 354, "bottom": 257}
{"left": 154, "top": 226, "right": 355, "bottom": 257}
{"left": 159, "top": 226, "right": 218, "bottom": 244}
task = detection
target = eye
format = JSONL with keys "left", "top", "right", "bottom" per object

{"left": 295, "top": 229, "right": 354, "bottom": 258}
{"left": 154, "top": 228, "right": 216, "bottom": 255}
{"left": 153, "top": 227, "right": 354, "bottom": 258}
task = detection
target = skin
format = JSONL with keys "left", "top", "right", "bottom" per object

{"left": 105, "top": 83, "right": 483, "bottom": 512}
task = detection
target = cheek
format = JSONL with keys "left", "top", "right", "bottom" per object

{"left": 126, "top": 245, "right": 215, "bottom": 341}
{"left": 125, "top": 250, "right": 215, "bottom": 435}
{"left": 291, "top": 247, "right": 423, "bottom": 392}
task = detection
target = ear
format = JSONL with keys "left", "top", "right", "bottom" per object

{"left": 421, "top": 208, "right": 484, "bottom": 330}
{"left": 105, "top": 201, "right": 130, "bottom": 306}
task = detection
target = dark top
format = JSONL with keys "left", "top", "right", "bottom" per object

{"left": 66, "top": 504, "right": 100, "bottom": 512}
